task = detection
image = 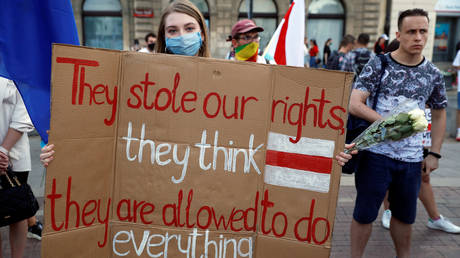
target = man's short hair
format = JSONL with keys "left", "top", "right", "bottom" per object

{"left": 357, "top": 33, "right": 370, "bottom": 45}
{"left": 145, "top": 32, "right": 157, "bottom": 43}
{"left": 398, "top": 9, "right": 429, "bottom": 31}
{"left": 339, "top": 34, "right": 355, "bottom": 48}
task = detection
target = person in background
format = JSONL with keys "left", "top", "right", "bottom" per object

{"left": 308, "top": 39, "right": 319, "bottom": 68}
{"left": 304, "top": 37, "right": 310, "bottom": 67}
{"left": 453, "top": 43, "right": 460, "bottom": 141}
{"left": 379, "top": 78, "right": 460, "bottom": 233}
{"left": 326, "top": 34, "right": 355, "bottom": 70}
{"left": 323, "top": 38, "right": 332, "bottom": 68}
{"left": 374, "top": 34, "right": 388, "bottom": 55}
{"left": 139, "top": 32, "right": 157, "bottom": 54}
{"left": 0, "top": 76, "right": 35, "bottom": 258}
{"left": 228, "top": 19, "right": 275, "bottom": 64}
{"left": 225, "top": 35, "right": 235, "bottom": 60}
{"left": 385, "top": 39, "right": 400, "bottom": 53}
{"left": 341, "top": 33, "right": 374, "bottom": 77}
{"left": 379, "top": 40, "right": 460, "bottom": 232}
{"left": 130, "top": 39, "right": 141, "bottom": 52}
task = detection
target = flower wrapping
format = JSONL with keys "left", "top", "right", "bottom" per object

{"left": 345, "top": 100, "right": 428, "bottom": 154}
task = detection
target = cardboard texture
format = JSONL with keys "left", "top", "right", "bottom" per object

{"left": 43, "top": 44, "right": 353, "bottom": 258}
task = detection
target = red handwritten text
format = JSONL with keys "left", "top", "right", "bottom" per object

{"left": 56, "top": 57, "right": 118, "bottom": 126}
{"left": 271, "top": 87, "right": 346, "bottom": 143}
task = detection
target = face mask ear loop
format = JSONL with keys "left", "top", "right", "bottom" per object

{"left": 198, "top": 31, "right": 203, "bottom": 56}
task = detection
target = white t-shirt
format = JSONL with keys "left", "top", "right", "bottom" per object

{"left": 453, "top": 50, "right": 460, "bottom": 92}
{"left": 0, "top": 77, "right": 34, "bottom": 171}
{"left": 139, "top": 47, "right": 154, "bottom": 53}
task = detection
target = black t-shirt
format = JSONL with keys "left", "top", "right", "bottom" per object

{"left": 326, "top": 50, "right": 345, "bottom": 70}
{"left": 374, "top": 43, "right": 384, "bottom": 54}
{"left": 323, "top": 45, "right": 331, "bottom": 64}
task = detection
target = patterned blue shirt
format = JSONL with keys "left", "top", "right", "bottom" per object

{"left": 341, "top": 47, "right": 375, "bottom": 73}
{"left": 353, "top": 53, "right": 447, "bottom": 162}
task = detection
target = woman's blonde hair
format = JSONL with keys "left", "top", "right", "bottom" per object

{"left": 156, "top": 0, "right": 210, "bottom": 57}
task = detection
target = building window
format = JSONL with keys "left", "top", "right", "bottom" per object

{"left": 239, "top": 0, "right": 278, "bottom": 52}
{"left": 433, "top": 17, "right": 458, "bottom": 62}
{"left": 82, "top": 0, "right": 123, "bottom": 50}
{"left": 190, "top": 0, "right": 210, "bottom": 28}
{"left": 307, "top": 0, "right": 345, "bottom": 56}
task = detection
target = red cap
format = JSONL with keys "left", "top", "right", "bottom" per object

{"left": 231, "top": 19, "right": 264, "bottom": 39}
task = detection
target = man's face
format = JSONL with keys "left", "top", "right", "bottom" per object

{"left": 147, "top": 36, "right": 157, "bottom": 44}
{"left": 396, "top": 16, "right": 429, "bottom": 55}
{"left": 346, "top": 42, "right": 355, "bottom": 52}
{"left": 232, "top": 31, "right": 260, "bottom": 48}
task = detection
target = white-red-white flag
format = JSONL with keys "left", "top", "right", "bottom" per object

{"left": 264, "top": 132, "right": 334, "bottom": 193}
{"left": 263, "top": 0, "right": 305, "bottom": 67}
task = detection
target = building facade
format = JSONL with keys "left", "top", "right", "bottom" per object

{"left": 432, "top": 0, "right": 460, "bottom": 65}
{"left": 71, "top": 0, "right": 391, "bottom": 59}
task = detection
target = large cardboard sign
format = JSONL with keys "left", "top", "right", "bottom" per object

{"left": 43, "top": 44, "right": 353, "bottom": 258}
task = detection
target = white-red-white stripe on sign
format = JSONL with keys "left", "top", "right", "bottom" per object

{"left": 264, "top": 132, "right": 335, "bottom": 193}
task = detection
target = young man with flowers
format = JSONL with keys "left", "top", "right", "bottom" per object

{"left": 348, "top": 9, "right": 447, "bottom": 258}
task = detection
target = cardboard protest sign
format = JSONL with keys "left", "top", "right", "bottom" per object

{"left": 43, "top": 44, "right": 353, "bottom": 258}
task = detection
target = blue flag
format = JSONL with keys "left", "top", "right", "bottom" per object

{"left": 0, "top": 0, "right": 79, "bottom": 143}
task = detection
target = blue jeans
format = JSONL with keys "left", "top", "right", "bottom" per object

{"left": 309, "top": 56, "right": 318, "bottom": 68}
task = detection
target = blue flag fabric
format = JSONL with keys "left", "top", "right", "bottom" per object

{"left": 0, "top": 0, "right": 79, "bottom": 143}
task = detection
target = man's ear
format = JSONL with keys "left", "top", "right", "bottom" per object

{"left": 395, "top": 31, "right": 400, "bottom": 41}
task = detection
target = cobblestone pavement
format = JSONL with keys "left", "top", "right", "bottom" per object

{"left": 331, "top": 186, "right": 460, "bottom": 258}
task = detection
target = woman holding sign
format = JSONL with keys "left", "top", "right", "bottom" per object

{"left": 40, "top": 0, "right": 210, "bottom": 166}
{"left": 40, "top": 0, "right": 354, "bottom": 166}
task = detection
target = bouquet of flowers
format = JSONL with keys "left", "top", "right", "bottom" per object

{"left": 345, "top": 100, "right": 428, "bottom": 154}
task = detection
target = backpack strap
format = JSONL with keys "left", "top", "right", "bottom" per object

{"left": 371, "top": 54, "right": 388, "bottom": 110}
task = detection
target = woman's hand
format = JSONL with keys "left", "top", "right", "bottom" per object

{"left": 40, "top": 144, "right": 55, "bottom": 168}
{"left": 335, "top": 143, "right": 358, "bottom": 166}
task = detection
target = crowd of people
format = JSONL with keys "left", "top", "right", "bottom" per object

{"left": 2, "top": 1, "right": 460, "bottom": 258}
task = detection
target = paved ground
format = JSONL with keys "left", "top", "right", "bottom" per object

{"left": 331, "top": 185, "right": 460, "bottom": 258}
{"left": 1, "top": 91, "right": 459, "bottom": 257}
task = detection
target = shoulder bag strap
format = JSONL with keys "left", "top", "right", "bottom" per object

{"left": 371, "top": 54, "right": 388, "bottom": 110}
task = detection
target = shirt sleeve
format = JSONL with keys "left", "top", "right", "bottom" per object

{"left": 10, "top": 86, "right": 34, "bottom": 133}
{"left": 426, "top": 69, "right": 448, "bottom": 109}
{"left": 453, "top": 50, "right": 460, "bottom": 66}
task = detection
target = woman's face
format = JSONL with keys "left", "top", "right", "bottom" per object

{"left": 164, "top": 12, "right": 200, "bottom": 39}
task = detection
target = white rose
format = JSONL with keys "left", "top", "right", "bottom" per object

{"left": 408, "top": 109, "right": 425, "bottom": 121}
{"left": 412, "top": 116, "right": 428, "bottom": 132}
